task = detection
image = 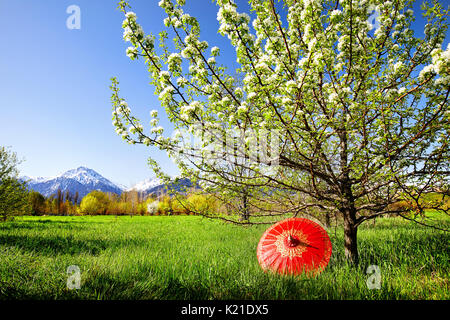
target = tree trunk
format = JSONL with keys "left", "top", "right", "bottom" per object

{"left": 343, "top": 210, "right": 358, "bottom": 265}
{"left": 325, "top": 212, "right": 331, "bottom": 228}
{"left": 241, "top": 193, "right": 249, "bottom": 221}
{"left": 338, "top": 125, "right": 359, "bottom": 264}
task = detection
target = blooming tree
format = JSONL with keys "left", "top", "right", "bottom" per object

{"left": 111, "top": 0, "right": 449, "bottom": 263}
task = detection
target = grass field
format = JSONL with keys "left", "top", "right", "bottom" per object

{"left": 0, "top": 214, "right": 448, "bottom": 300}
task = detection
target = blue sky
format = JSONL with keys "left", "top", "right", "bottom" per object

{"left": 0, "top": 0, "right": 447, "bottom": 188}
{"left": 0, "top": 0, "right": 246, "bottom": 187}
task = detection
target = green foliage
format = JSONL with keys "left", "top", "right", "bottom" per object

{"left": 79, "top": 195, "right": 101, "bottom": 215}
{"left": 0, "top": 146, "right": 31, "bottom": 221}
{"left": 151, "top": 193, "right": 219, "bottom": 215}
{"left": 79, "top": 191, "right": 110, "bottom": 215}
{"left": 0, "top": 178, "right": 31, "bottom": 221}
{"left": 29, "top": 191, "right": 46, "bottom": 216}
{"left": 157, "top": 195, "right": 173, "bottom": 215}
{"left": 171, "top": 195, "right": 188, "bottom": 214}
{"left": 88, "top": 191, "right": 110, "bottom": 209}
{"left": 186, "top": 193, "right": 219, "bottom": 215}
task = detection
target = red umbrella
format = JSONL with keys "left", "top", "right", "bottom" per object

{"left": 257, "top": 218, "right": 332, "bottom": 276}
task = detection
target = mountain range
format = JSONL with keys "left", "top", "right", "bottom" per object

{"left": 21, "top": 166, "right": 192, "bottom": 201}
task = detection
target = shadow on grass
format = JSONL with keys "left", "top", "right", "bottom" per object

{"left": 0, "top": 218, "right": 113, "bottom": 233}
{"left": 0, "top": 233, "right": 145, "bottom": 257}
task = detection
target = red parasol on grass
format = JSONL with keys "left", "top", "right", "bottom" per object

{"left": 257, "top": 218, "right": 332, "bottom": 276}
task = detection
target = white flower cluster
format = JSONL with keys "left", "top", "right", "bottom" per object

{"left": 431, "top": 44, "right": 450, "bottom": 75}
{"left": 181, "top": 101, "right": 203, "bottom": 120}
{"left": 207, "top": 57, "right": 216, "bottom": 65}
{"left": 330, "top": 9, "right": 342, "bottom": 23}
{"left": 418, "top": 44, "right": 450, "bottom": 82}
{"left": 151, "top": 126, "right": 164, "bottom": 134}
{"left": 167, "top": 53, "right": 182, "bottom": 73}
{"left": 150, "top": 118, "right": 159, "bottom": 127}
{"left": 126, "top": 46, "right": 138, "bottom": 60}
{"left": 391, "top": 61, "right": 404, "bottom": 76}
{"left": 428, "top": 44, "right": 450, "bottom": 87}
{"left": 118, "top": 101, "right": 131, "bottom": 115}
{"left": 125, "top": 11, "right": 136, "bottom": 20}
{"left": 398, "top": 87, "right": 407, "bottom": 95}
{"left": 176, "top": 77, "right": 188, "bottom": 88}
{"left": 150, "top": 109, "right": 158, "bottom": 118}
{"left": 122, "top": 11, "right": 144, "bottom": 43}
{"left": 247, "top": 91, "right": 257, "bottom": 100}
{"left": 285, "top": 80, "right": 298, "bottom": 94}
{"left": 211, "top": 46, "right": 220, "bottom": 56}
{"left": 158, "top": 85, "right": 175, "bottom": 102}
{"left": 217, "top": 0, "right": 254, "bottom": 57}
{"left": 158, "top": 0, "right": 174, "bottom": 11}
{"left": 159, "top": 70, "right": 171, "bottom": 83}
{"left": 238, "top": 101, "right": 248, "bottom": 113}
{"left": 129, "top": 123, "right": 144, "bottom": 135}
{"left": 328, "top": 92, "right": 339, "bottom": 104}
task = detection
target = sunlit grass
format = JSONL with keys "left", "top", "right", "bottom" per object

{"left": 0, "top": 214, "right": 448, "bottom": 299}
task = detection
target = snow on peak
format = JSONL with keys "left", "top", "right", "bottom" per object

{"left": 127, "top": 177, "right": 162, "bottom": 192}
{"left": 60, "top": 167, "right": 118, "bottom": 188}
{"left": 20, "top": 175, "right": 55, "bottom": 183}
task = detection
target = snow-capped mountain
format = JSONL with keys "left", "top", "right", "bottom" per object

{"left": 60, "top": 167, "right": 120, "bottom": 191}
{"left": 127, "top": 177, "right": 162, "bottom": 193}
{"left": 21, "top": 166, "right": 123, "bottom": 201}
{"left": 128, "top": 177, "right": 194, "bottom": 196}
{"left": 21, "top": 166, "right": 196, "bottom": 200}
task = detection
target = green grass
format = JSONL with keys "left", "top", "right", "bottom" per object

{"left": 0, "top": 214, "right": 448, "bottom": 300}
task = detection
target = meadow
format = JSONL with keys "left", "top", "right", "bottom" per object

{"left": 0, "top": 214, "right": 448, "bottom": 300}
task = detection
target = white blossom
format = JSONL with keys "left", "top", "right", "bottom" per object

{"left": 158, "top": 86, "right": 175, "bottom": 101}
{"left": 126, "top": 46, "right": 138, "bottom": 59}
{"left": 151, "top": 126, "right": 164, "bottom": 134}
{"left": 143, "top": 137, "right": 151, "bottom": 146}
{"left": 211, "top": 46, "right": 220, "bottom": 56}
{"left": 238, "top": 102, "right": 248, "bottom": 113}
{"left": 159, "top": 70, "right": 170, "bottom": 79}
{"left": 419, "top": 64, "right": 435, "bottom": 80}
{"left": 125, "top": 11, "right": 136, "bottom": 20}
{"left": 176, "top": 77, "right": 188, "bottom": 87}
{"left": 150, "top": 118, "right": 159, "bottom": 127}
{"left": 328, "top": 92, "right": 339, "bottom": 103}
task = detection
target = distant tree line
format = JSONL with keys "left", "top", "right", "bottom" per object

{"left": 26, "top": 188, "right": 216, "bottom": 217}
{"left": 28, "top": 189, "right": 80, "bottom": 215}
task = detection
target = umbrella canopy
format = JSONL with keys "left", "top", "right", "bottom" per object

{"left": 257, "top": 218, "right": 332, "bottom": 275}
